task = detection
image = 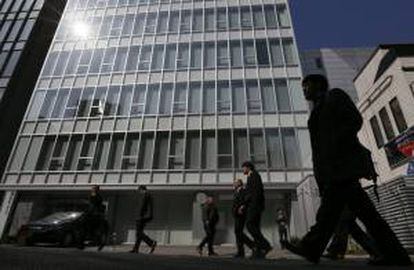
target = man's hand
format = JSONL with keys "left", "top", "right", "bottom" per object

{"left": 238, "top": 205, "right": 245, "bottom": 215}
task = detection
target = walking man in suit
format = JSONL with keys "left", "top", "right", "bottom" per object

{"left": 282, "top": 74, "right": 411, "bottom": 266}
{"left": 197, "top": 196, "right": 219, "bottom": 256}
{"left": 239, "top": 161, "right": 272, "bottom": 259}
{"left": 233, "top": 179, "right": 254, "bottom": 258}
{"left": 130, "top": 185, "right": 157, "bottom": 254}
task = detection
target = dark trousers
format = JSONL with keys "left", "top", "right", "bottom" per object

{"left": 327, "top": 207, "right": 380, "bottom": 257}
{"left": 133, "top": 219, "right": 154, "bottom": 252}
{"left": 199, "top": 223, "right": 216, "bottom": 253}
{"left": 278, "top": 226, "right": 288, "bottom": 248}
{"left": 234, "top": 215, "right": 254, "bottom": 255}
{"left": 246, "top": 208, "right": 271, "bottom": 251}
{"left": 301, "top": 181, "right": 410, "bottom": 262}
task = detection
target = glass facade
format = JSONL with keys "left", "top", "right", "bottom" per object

{"left": 0, "top": 0, "right": 45, "bottom": 102}
{"left": 2, "top": 0, "right": 312, "bottom": 187}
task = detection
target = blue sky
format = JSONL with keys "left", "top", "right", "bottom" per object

{"left": 289, "top": 0, "right": 414, "bottom": 50}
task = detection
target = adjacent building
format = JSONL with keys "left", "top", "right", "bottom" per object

{"left": 354, "top": 44, "right": 414, "bottom": 250}
{"left": 0, "top": 0, "right": 312, "bottom": 246}
{"left": 301, "top": 47, "right": 373, "bottom": 102}
{"left": 0, "top": 0, "right": 66, "bottom": 181}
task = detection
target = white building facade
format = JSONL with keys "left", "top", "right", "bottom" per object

{"left": 355, "top": 44, "right": 414, "bottom": 251}
{"left": 0, "top": 0, "right": 312, "bottom": 246}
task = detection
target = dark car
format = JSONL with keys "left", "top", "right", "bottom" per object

{"left": 17, "top": 211, "right": 108, "bottom": 248}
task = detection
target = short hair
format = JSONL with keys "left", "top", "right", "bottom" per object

{"left": 302, "top": 74, "right": 329, "bottom": 92}
{"left": 241, "top": 161, "right": 255, "bottom": 170}
{"left": 235, "top": 178, "right": 243, "bottom": 185}
{"left": 138, "top": 185, "right": 147, "bottom": 191}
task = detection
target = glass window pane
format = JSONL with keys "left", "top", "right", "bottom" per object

{"left": 217, "top": 8, "right": 227, "bottom": 30}
{"left": 252, "top": 6, "right": 265, "bottom": 28}
{"left": 78, "top": 135, "right": 96, "bottom": 170}
{"left": 145, "top": 13, "right": 157, "bottom": 34}
{"left": 204, "top": 42, "right": 216, "bottom": 68}
{"left": 153, "top": 132, "right": 169, "bottom": 169}
{"left": 64, "top": 50, "right": 81, "bottom": 75}
{"left": 133, "top": 15, "right": 145, "bottom": 35}
{"left": 78, "top": 88, "right": 94, "bottom": 117}
{"left": 177, "top": 43, "right": 189, "bottom": 69}
{"left": 93, "top": 135, "right": 111, "bottom": 170}
{"left": 164, "top": 44, "right": 177, "bottom": 70}
{"left": 185, "top": 131, "right": 200, "bottom": 169}
{"left": 189, "top": 82, "right": 201, "bottom": 114}
{"left": 217, "top": 41, "right": 229, "bottom": 67}
{"left": 113, "top": 47, "right": 128, "bottom": 71}
{"left": 277, "top": 4, "right": 291, "bottom": 27}
{"left": 23, "top": 137, "right": 43, "bottom": 171}
{"left": 283, "top": 39, "right": 298, "bottom": 65}
{"left": 240, "top": 7, "right": 252, "bottom": 28}
{"left": 126, "top": 46, "right": 140, "bottom": 71}
{"left": 234, "top": 130, "right": 248, "bottom": 167}
{"left": 192, "top": 10, "right": 203, "bottom": 32}
{"left": 230, "top": 41, "right": 242, "bottom": 67}
{"left": 159, "top": 84, "right": 173, "bottom": 115}
{"left": 218, "top": 130, "right": 232, "bottom": 169}
{"left": 173, "top": 83, "right": 187, "bottom": 114}
{"left": 246, "top": 80, "right": 261, "bottom": 113}
{"left": 105, "top": 86, "right": 120, "bottom": 116}
{"left": 169, "top": 132, "right": 184, "bottom": 169}
{"left": 232, "top": 81, "right": 246, "bottom": 113}
{"left": 180, "top": 10, "right": 191, "bottom": 33}
{"left": 138, "top": 133, "right": 154, "bottom": 169}
{"left": 42, "top": 51, "right": 58, "bottom": 76}
{"left": 261, "top": 80, "right": 276, "bottom": 112}
{"left": 107, "top": 134, "right": 125, "bottom": 170}
{"left": 9, "top": 137, "right": 30, "bottom": 171}
{"left": 282, "top": 129, "right": 300, "bottom": 169}
{"left": 256, "top": 39, "right": 270, "bottom": 65}
{"left": 122, "top": 133, "right": 139, "bottom": 169}
{"left": 138, "top": 46, "right": 151, "bottom": 71}
{"left": 118, "top": 85, "right": 133, "bottom": 116}
{"left": 250, "top": 130, "right": 266, "bottom": 169}
{"left": 243, "top": 40, "right": 256, "bottom": 66}
{"left": 275, "top": 79, "right": 291, "bottom": 112}
{"left": 39, "top": 90, "right": 57, "bottom": 119}
{"left": 203, "top": 83, "right": 215, "bottom": 113}
{"left": 389, "top": 97, "right": 407, "bottom": 133}
{"left": 168, "top": 11, "right": 179, "bottom": 33}
{"left": 190, "top": 43, "right": 202, "bottom": 68}
{"left": 269, "top": 39, "right": 284, "bottom": 66}
{"left": 297, "top": 129, "right": 312, "bottom": 168}
{"left": 51, "top": 89, "right": 69, "bottom": 118}
{"left": 145, "top": 85, "right": 160, "bottom": 114}
{"left": 217, "top": 81, "right": 230, "bottom": 113}
{"left": 157, "top": 11, "right": 169, "bottom": 33}
{"left": 204, "top": 9, "right": 215, "bottom": 31}
{"left": 289, "top": 79, "right": 308, "bottom": 111}
{"left": 202, "top": 131, "right": 216, "bottom": 169}
{"left": 64, "top": 88, "right": 82, "bottom": 118}
{"left": 53, "top": 52, "right": 71, "bottom": 76}
{"left": 64, "top": 136, "right": 82, "bottom": 170}
{"left": 90, "top": 48, "right": 104, "bottom": 73}
{"left": 122, "top": 14, "right": 135, "bottom": 35}
{"left": 151, "top": 45, "right": 164, "bottom": 70}
{"left": 266, "top": 129, "right": 284, "bottom": 169}
{"left": 379, "top": 107, "right": 395, "bottom": 140}
{"left": 264, "top": 5, "right": 278, "bottom": 28}
{"left": 370, "top": 116, "right": 384, "bottom": 147}
{"left": 27, "top": 91, "right": 46, "bottom": 120}
{"left": 229, "top": 7, "right": 240, "bottom": 29}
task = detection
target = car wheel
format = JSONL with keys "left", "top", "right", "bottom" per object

{"left": 60, "top": 232, "right": 74, "bottom": 247}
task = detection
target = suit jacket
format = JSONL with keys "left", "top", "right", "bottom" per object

{"left": 139, "top": 192, "right": 153, "bottom": 221}
{"left": 202, "top": 203, "right": 219, "bottom": 226}
{"left": 88, "top": 193, "right": 105, "bottom": 216}
{"left": 244, "top": 170, "right": 265, "bottom": 211}
{"left": 232, "top": 187, "right": 246, "bottom": 217}
{"left": 308, "top": 88, "right": 373, "bottom": 188}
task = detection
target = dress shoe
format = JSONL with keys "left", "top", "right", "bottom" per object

{"left": 149, "top": 241, "right": 157, "bottom": 254}
{"left": 282, "top": 240, "right": 320, "bottom": 264}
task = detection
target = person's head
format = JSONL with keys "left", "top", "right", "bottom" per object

{"left": 233, "top": 179, "right": 243, "bottom": 189}
{"left": 302, "top": 74, "right": 329, "bottom": 101}
{"left": 241, "top": 161, "right": 255, "bottom": 175}
{"left": 205, "top": 196, "right": 214, "bottom": 205}
{"left": 91, "top": 185, "right": 100, "bottom": 194}
{"left": 138, "top": 185, "right": 147, "bottom": 194}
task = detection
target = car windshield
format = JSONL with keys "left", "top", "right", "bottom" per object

{"left": 38, "top": 212, "right": 82, "bottom": 223}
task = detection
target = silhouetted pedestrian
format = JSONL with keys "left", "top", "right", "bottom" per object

{"left": 239, "top": 161, "right": 272, "bottom": 259}
{"left": 130, "top": 185, "right": 157, "bottom": 254}
{"left": 197, "top": 196, "right": 219, "bottom": 256}
{"left": 78, "top": 185, "right": 106, "bottom": 250}
{"left": 282, "top": 74, "right": 412, "bottom": 266}
{"left": 324, "top": 206, "right": 381, "bottom": 261}
{"left": 276, "top": 209, "right": 288, "bottom": 249}
{"left": 232, "top": 179, "right": 254, "bottom": 258}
